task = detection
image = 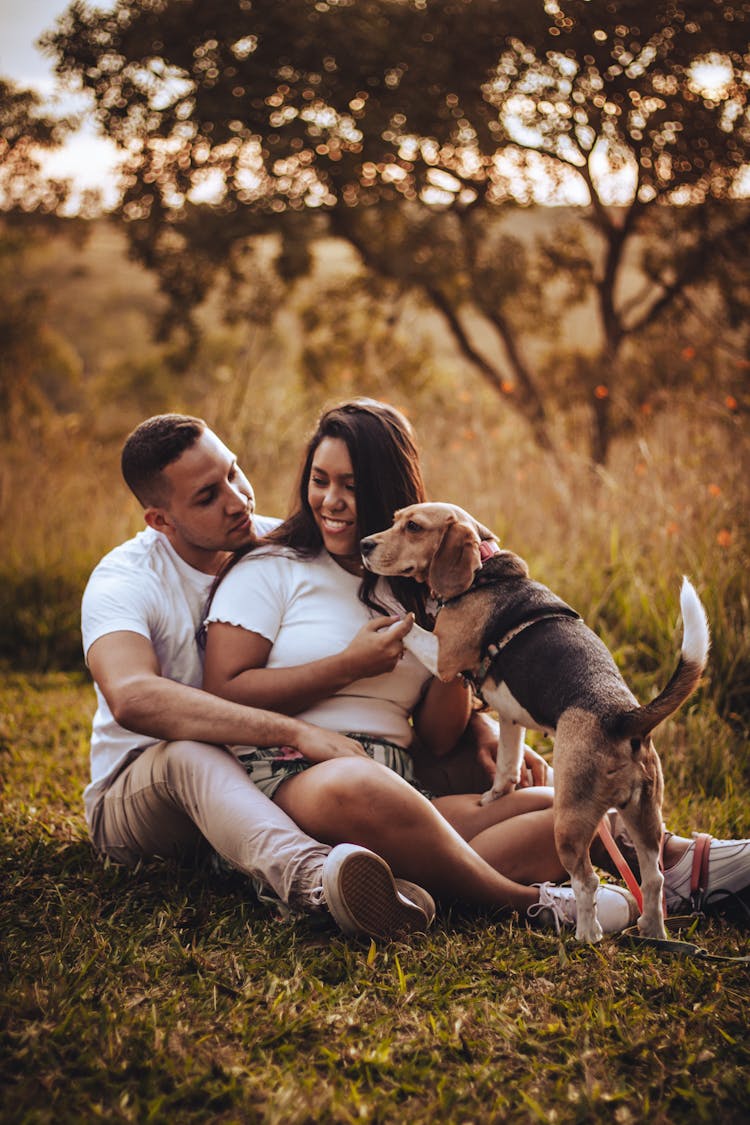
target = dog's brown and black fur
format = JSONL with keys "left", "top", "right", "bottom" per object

{"left": 361, "top": 502, "right": 710, "bottom": 942}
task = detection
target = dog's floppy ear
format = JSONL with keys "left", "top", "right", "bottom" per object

{"left": 428, "top": 519, "right": 482, "bottom": 600}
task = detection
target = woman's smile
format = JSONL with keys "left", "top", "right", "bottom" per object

{"left": 308, "top": 437, "right": 359, "bottom": 559}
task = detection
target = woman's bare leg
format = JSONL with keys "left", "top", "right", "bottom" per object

{"left": 432, "top": 787, "right": 567, "bottom": 884}
{"left": 466, "top": 809, "right": 568, "bottom": 884}
{"left": 433, "top": 787, "right": 555, "bottom": 841}
{"left": 274, "top": 758, "right": 554, "bottom": 911}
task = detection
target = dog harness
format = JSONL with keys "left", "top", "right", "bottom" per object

{"left": 448, "top": 540, "right": 582, "bottom": 704}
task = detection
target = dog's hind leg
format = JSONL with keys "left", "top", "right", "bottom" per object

{"left": 552, "top": 721, "right": 607, "bottom": 942}
{"left": 554, "top": 816, "right": 604, "bottom": 943}
{"left": 617, "top": 808, "right": 667, "bottom": 938}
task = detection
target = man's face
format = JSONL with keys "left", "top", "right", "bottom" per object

{"left": 146, "top": 429, "right": 256, "bottom": 572}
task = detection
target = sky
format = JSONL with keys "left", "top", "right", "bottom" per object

{"left": 0, "top": 0, "right": 122, "bottom": 205}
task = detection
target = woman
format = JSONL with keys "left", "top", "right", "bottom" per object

{"left": 203, "top": 399, "right": 637, "bottom": 932}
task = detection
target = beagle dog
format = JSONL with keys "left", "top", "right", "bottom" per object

{"left": 361, "top": 502, "right": 710, "bottom": 943}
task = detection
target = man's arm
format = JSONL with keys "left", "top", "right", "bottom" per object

{"left": 87, "top": 631, "right": 366, "bottom": 762}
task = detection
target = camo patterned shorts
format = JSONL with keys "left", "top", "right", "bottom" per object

{"left": 233, "top": 733, "right": 433, "bottom": 801}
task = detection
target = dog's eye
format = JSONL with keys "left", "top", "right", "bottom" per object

{"left": 405, "top": 520, "right": 423, "bottom": 533}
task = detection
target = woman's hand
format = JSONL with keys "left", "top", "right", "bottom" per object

{"left": 344, "top": 614, "right": 415, "bottom": 679}
{"left": 291, "top": 725, "right": 370, "bottom": 764}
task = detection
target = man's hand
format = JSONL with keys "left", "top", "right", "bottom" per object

{"left": 466, "top": 713, "right": 554, "bottom": 787}
{"left": 518, "top": 744, "right": 554, "bottom": 788}
{"left": 292, "top": 725, "right": 369, "bottom": 765}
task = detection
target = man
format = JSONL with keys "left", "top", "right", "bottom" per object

{"left": 82, "top": 413, "right": 434, "bottom": 940}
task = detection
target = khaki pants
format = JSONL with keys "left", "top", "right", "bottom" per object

{"left": 89, "top": 739, "right": 330, "bottom": 909}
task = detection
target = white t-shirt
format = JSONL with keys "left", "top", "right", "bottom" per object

{"left": 205, "top": 548, "right": 432, "bottom": 747}
{"left": 80, "top": 518, "right": 277, "bottom": 827}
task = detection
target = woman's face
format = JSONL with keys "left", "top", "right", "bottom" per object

{"left": 308, "top": 436, "right": 359, "bottom": 557}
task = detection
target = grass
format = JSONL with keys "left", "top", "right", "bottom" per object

{"left": 1, "top": 672, "right": 748, "bottom": 1123}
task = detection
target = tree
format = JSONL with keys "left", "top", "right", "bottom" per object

{"left": 0, "top": 79, "right": 88, "bottom": 436}
{"left": 46, "top": 0, "right": 750, "bottom": 460}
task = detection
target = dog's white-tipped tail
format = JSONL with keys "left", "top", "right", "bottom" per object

{"left": 680, "top": 576, "right": 710, "bottom": 668}
{"left": 614, "top": 577, "right": 710, "bottom": 740}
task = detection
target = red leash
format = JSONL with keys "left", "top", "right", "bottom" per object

{"left": 597, "top": 815, "right": 646, "bottom": 913}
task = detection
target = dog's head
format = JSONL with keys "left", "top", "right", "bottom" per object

{"left": 361, "top": 502, "right": 496, "bottom": 600}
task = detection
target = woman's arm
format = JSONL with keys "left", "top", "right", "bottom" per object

{"left": 203, "top": 615, "right": 414, "bottom": 716}
{"left": 411, "top": 674, "right": 473, "bottom": 758}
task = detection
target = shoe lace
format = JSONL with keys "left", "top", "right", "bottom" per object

{"left": 527, "top": 883, "right": 577, "bottom": 933}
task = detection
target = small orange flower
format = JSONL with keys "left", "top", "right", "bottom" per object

{"left": 717, "top": 528, "right": 732, "bottom": 549}
{"left": 458, "top": 390, "right": 472, "bottom": 403}
{"left": 501, "top": 380, "right": 514, "bottom": 394}
{"left": 635, "top": 461, "right": 647, "bottom": 476}
{"left": 594, "top": 384, "right": 609, "bottom": 399}
{"left": 682, "top": 346, "right": 696, "bottom": 360}
{"left": 707, "top": 483, "right": 722, "bottom": 497}
{"left": 666, "top": 521, "right": 680, "bottom": 537}
{"left": 640, "top": 401, "right": 653, "bottom": 415}
{"left": 725, "top": 395, "right": 738, "bottom": 411}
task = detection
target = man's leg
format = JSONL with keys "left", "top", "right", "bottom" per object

{"left": 603, "top": 810, "right": 750, "bottom": 919}
{"left": 91, "top": 740, "right": 434, "bottom": 937}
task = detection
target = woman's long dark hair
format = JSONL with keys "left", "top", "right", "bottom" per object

{"left": 211, "top": 398, "right": 431, "bottom": 627}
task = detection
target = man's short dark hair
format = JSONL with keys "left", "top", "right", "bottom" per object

{"left": 121, "top": 414, "right": 207, "bottom": 507}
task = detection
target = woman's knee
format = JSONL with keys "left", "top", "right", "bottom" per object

{"left": 279, "top": 758, "right": 428, "bottom": 829}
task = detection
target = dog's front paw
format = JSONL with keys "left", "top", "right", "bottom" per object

{"left": 479, "top": 777, "right": 516, "bottom": 805}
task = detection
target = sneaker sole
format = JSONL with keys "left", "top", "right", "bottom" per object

{"left": 328, "top": 850, "right": 431, "bottom": 939}
{"left": 395, "top": 878, "right": 437, "bottom": 927}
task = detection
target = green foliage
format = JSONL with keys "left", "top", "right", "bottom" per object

{"left": 1, "top": 671, "right": 749, "bottom": 1123}
{"left": 0, "top": 569, "right": 87, "bottom": 672}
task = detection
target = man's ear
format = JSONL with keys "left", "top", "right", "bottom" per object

{"left": 144, "top": 506, "right": 172, "bottom": 534}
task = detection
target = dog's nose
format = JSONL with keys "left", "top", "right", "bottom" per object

{"left": 360, "top": 537, "right": 375, "bottom": 556}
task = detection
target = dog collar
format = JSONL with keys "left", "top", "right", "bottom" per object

{"left": 479, "top": 539, "right": 501, "bottom": 561}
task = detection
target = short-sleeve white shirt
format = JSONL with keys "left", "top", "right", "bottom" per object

{"left": 80, "top": 518, "right": 277, "bottom": 826}
{"left": 205, "top": 548, "right": 431, "bottom": 747}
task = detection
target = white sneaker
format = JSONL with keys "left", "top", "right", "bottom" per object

{"left": 321, "top": 844, "right": 435, "bottom": 940}
{"left": 527, "top": 881, "right": 638, "bottom": 935}
{"left": 664, "top": 835, "right": 750, "bottom": 913}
